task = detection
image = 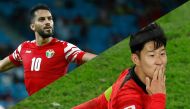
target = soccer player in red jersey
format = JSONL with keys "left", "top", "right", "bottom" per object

{"left": 0, "top": 4, "right": 96, "bottom": 96}
{"left": 73, "top": 23, "right": 167, "bottom": 109}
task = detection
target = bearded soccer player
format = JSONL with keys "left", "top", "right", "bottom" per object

{"left": 73, "top": 23, "right": 167, "bottom": 109}
{"left": 0, "top": 4, "right": 96, "bottom": 96}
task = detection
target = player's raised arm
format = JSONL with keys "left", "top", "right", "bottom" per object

{"left": 0, "top": 43, "right": 23, "bottom": 72}
{"left": 82, "top": 52, "right": 97, "bottom": 62}
{"left": 0, "top": 56, "right": 16, "bottom": 72}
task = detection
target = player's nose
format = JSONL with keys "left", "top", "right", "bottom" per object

{"left": 155, "top": 56, "right": 163, "bottom": 66}
{"left": 44, "top": 18, "right": 51, "bottom": 25}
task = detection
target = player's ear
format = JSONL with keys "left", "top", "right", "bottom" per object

{"left": 30, "top": 24, "right": 35, "bottom": 31}
{"left": 131, "top": 53, "right": 140, "bottom": 66}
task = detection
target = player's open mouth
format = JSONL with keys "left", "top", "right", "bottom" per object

{"left": 44, "top": 28, "right": 51, "bottom": 30}
{"left": 44, "top": 27, "right": 52, "bottom": 29}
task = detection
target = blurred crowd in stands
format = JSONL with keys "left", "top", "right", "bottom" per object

{"left": 0, "top": 0, "right": 187, "bottom": 108}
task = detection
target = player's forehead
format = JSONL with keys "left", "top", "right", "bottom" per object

{"left": 34, "top": 9, "right": 52, "bottom": 19}
{"left": 143, "top": 41, "right": 166, "bottom": 53}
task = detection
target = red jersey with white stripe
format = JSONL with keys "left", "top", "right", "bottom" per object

{"left": 9, "top": 38, "right": 85, "bottom": 95}
{"left": 73, "top": 67, "right": 166, "bottom": 109}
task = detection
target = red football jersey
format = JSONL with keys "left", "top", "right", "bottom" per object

{"left": 9, "top": 38, "right": 85, "bottom": 95}
{"left": 108, "top": 68, "right": 166, "bottom": 109}
{"left": 73, "top": 67, "right": 166, "bottom": 109}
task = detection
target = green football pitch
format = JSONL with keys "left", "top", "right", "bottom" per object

{"left": 12, "top": 1, "right": 190, "bottom": 109}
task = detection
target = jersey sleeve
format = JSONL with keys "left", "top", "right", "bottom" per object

{"left": 72, "top": 93, "right": 108, "bottom": 109}
{"left": 63, "top": 42, "right": 85, "bottom": 64}
{"left": 8, "top": 43, "right": 23, "bottom": 66}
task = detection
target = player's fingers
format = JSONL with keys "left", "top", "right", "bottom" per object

{"left": 145, "top": 77, "right": 150, "bottom": 87}
{"left": 146, "top": 77, "right": 152, "bottom": 95}
{"left": 163, "top": 75, "right": 166, "bottom": 93}
{"left": 146, "top": 77, "right": 152, "bottom": 92}
{"left": 158, "top": 66, "right": 162, "bottom": 81}
{"left": 160, "top": 65, "right": 165, "bottom": 81}
{"left": 162, "top": 66, "right": 166, "bottom": 78}
{"left": 164, "top": 75, "right": 166, "bottom": 83}
{"left": 153, "top": 67, "right": 159, "bottom": 80}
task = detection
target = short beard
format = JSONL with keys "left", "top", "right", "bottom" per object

{"left": 38, "top": 29, "right": 54, "bottom": 38}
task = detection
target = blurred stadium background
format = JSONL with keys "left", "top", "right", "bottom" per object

{"left": 0, "top": 0, "right": 187, "bottom": 108}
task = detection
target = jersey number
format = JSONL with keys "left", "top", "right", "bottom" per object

{"left": 31, "top": 57, "right": 42, "bottom": 71}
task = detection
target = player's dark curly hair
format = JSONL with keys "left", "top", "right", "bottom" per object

{"left": 129, "top": 23, "right": 167, "bottom": 57}
{"left": 29, "top": 4, "right": 51, "bottom": 23}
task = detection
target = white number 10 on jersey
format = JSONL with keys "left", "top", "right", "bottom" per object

{"left": 31, "top": 57, "right": 42, "bottom": 71}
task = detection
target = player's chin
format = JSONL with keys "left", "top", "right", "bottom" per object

{"left": 147, "top": 70, "right": 155, "bottom": 78}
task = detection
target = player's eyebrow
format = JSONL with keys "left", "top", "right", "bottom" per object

{"left": 39, "top": 17, "right": 44, "bottom": 18}
{"left": 38, "top": 17, "right": 45, "bottom": 20}
{"left": 147, "top": 50, "right": 155, "bottom": 53}
{"left": 38, "top": 15, "right": 52, "bottom": 19}
{"left": 161, "top": 48, "right": 166, "bottom": 51}
{"left": 147, "top": 48, "right": 166, "bottom": 53}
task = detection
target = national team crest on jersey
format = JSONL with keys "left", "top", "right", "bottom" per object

{"left": 46, "top": 49, "right": 55, "bottom": 58}
{"left": 124, "top": 105, "right": 136, "bottom": 109}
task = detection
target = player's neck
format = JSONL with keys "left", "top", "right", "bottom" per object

{"left": 35, "top": 36, "right": 53, "bottom": 46}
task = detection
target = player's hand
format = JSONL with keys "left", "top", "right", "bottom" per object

{"left": 145, "top": 66, "right": 166, "bottom": 95}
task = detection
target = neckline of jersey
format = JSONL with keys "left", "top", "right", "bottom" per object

{"left": 35, "top": 38, "right": 56, "bottom": 48}
{"left": 131, "top": 66, "right": 148, "bottom": 94}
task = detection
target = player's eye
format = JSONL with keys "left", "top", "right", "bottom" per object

{"left": 161, "top": 52, "right": 166, "bottom": 56}
{"left": 149, "top": 55, "right": 154, "bottom": 57}
{"left": 38, "top": 17, "right": 45, "bottom": 21}
{"left": 48, "top": 17, "right": 52, "bottom": 20}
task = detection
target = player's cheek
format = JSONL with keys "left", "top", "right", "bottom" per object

{"left": 145, "top": 58, "right": 155, "bottom": 72}
{"left": 143, "top": 64, "right": 153, "bottom": 78}
{"left": 147, "top": 63, "right": 156, "bottom": 78}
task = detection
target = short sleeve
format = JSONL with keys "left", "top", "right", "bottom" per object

{"left": 9, "top": 43, "right": 23, "bottom": 66}
{"left": 63, "top": 42, "right": 85, "bottom": 64}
